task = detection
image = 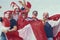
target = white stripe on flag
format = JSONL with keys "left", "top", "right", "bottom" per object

{"left": 18, "top": 24, "right": 36, "bottom": 40}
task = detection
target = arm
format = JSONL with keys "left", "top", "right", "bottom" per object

{"left": 23, "top": 0, "right": 26, "bottom": 6}
{"left": 8, "top": 26, "right": 17, "bottom": 32}
{"left": 8, "top": 19, "right": 17, "bottom": 32}
{"left": 19, "top": 1, "right": 30, "bottom": 12}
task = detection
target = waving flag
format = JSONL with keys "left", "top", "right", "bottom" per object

{"left": 48, "top": 14, "right": 60, "bottom": 40}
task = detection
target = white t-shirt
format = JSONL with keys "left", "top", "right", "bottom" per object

{"left": 0, "top": 22, "right": 10, "bottom": 36}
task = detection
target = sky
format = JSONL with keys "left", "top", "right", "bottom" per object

{"left": 0, "top": 0, "right": 60, "bottom": 19}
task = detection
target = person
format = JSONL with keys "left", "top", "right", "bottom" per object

{"left": 19, "top": 0, "right": 31, "bottom": 18}
{"left": 26, "top": 11, "right": 47, "bottom": 40}
{"left": 3, "top": 10, "right": 23, "bottom": 40}
{"left": 17, "top": 0, "right": 31, "bottom": 31}
{"left": 18, "top": 10, "right": 47, "bottom": 40}
{"left": 17, "top": 12, "right": 29, "bottom": 30}
{"left": 43, "top": 12, "right": 60, "bottom": 40}
{"left": 18, "top": 13, "right": 33, "bottom": 40}
{"left": 12, "top": 8, "right": 20, "bottom": 21}
{"left": 0, "top": 17, "right": 7, "bottom": 40}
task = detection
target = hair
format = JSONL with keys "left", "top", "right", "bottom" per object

{"left": 43, "top": 12, "right": 49, "bottom": 18}
{"left": 32, "top": 10, "right": 38, "bottom": 16}
{"left": 0, "top": 17, "right": 3, "bottom": 22}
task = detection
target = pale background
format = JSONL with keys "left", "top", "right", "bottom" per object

{"left": 0, "top": 0, "right": 60, "bottom": 19}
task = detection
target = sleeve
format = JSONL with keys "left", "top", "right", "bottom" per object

{"left": 48, "top": 19, "right": 60, "bottom": 27}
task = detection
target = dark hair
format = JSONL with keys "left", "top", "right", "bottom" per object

{"left": 32, "top": 10, "right": 38, "bottom": 16}
{"left": 0, "top": 17, "right": 3, "bottom": 22}
{"left": 21, "top": 7, "right": 25, "bottom": 10}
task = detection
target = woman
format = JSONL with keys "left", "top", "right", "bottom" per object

{"left": 0, "top": 17, "right": 7, "bottom": 40}
{"left": 3, "top": 10, "right": 23, "bottom": 40}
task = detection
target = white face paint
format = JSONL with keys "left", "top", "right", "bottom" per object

{"left": 4, "top": 13, "right": 9, "bottom": 18}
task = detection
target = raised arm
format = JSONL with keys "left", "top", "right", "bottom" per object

{"left": 19, "top": 1, "right": 30, "bottom": 12}
{"left": 8, "top": 26, "right": 17, "bottom": 32}
{"left": 23, "top": 0, "right": 26, "bottom": 6}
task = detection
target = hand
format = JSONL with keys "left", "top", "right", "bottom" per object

{"left": 19, "top": 1, "right": 22, "bottom": 4}
{"left": 2, "top": 30, "right": 8, "bottom": 33}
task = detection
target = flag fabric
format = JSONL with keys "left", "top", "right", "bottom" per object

{"left": 48, "top": 14, "right": 60, "bottom": 40}
{"left": 18, "top": 18, "right": 47, "bottom": 40}
{"left": 18, "top": 24, "right": 36, "bottom": 40}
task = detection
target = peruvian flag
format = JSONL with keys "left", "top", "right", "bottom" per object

{"left": 18, "top": 19, "right": 47, "bottom": 40}
{"left": 48, "top": 14, "right": 60, "bottom": 40}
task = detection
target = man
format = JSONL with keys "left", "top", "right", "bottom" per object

{"left": 43, "top": 12, "right": 60, "bottom": 40}
{"left": 17, "top": 12, "right": 29, "bottom": 30}
{"left": 20, "top": 11, "right": 47, "bottom": 40}
{"left": 28, "top": 11, "right": 47, "bottom": 40}
{"left": 17, "top": 0, "right": 31, "bottom": 31}
{"left": 19, "top": 0, "right": 31, "bottom": 18}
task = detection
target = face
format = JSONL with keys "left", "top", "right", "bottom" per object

{"left": 15, "top": 8, "right": 19, "bottom": 14}
{"left": 22, "top": 14, "right": 26, "bottom": 19}
{"left": 4, "top": 13, "right": 9, "bottom": 18}
{"left": 11, "top": 4, "right": 14, "bottom": 8}
{"left": 32, "top": 11, "right": 37, "bottom": 18}
{"left": 43, "top": 12, "right": 49, "bottom": 20}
